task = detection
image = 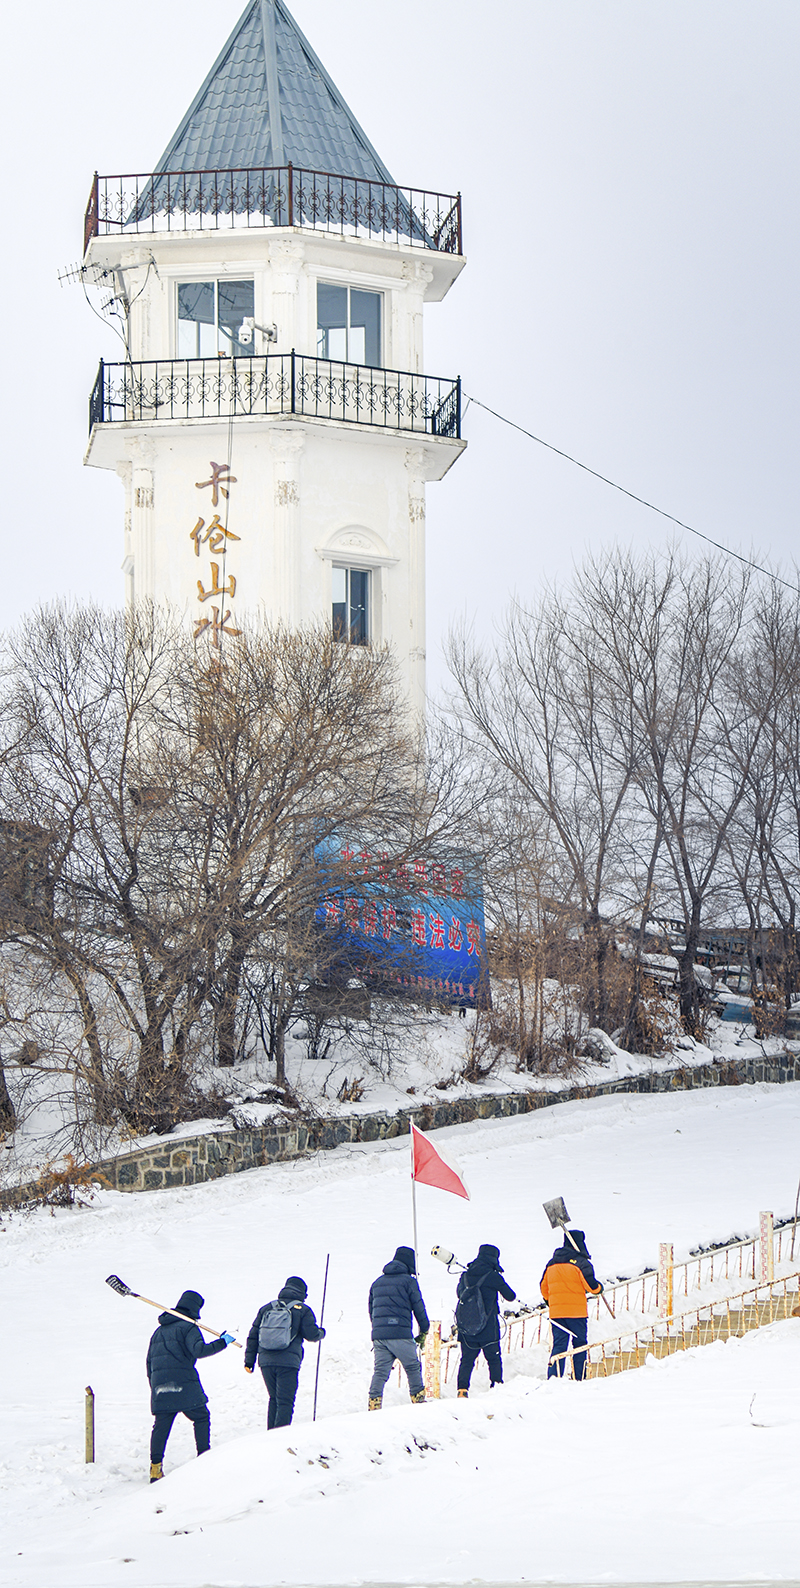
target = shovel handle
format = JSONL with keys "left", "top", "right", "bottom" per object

{"left": 561, "top": 1226, "right": 615, "bottom": 1318}
{"left": 131, "top": 1293, "right": 244, "bottom": 1347}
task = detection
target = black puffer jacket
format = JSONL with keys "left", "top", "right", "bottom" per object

{"left": 245, "top": 1277, "right": 325, "bottom": 1370}
{"left": 146, "top": 1289, "right": 227, "bottom": 1414}
{"left": 456, "top": 1244, "right": 517, "bottom": 1344}
{"left": 369, "top": 1246, "right": 429, "bottom": 1341}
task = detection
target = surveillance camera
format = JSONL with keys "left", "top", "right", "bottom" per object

{"left": 238, "top": 318, "right": 254, "bottom": 345}
{"left": 431, "top": 1244, "right": 454, "bottom": 1266}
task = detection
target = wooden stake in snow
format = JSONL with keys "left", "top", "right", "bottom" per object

{"left": 84, "top": 1386, "right": 95, "bottom": 1464}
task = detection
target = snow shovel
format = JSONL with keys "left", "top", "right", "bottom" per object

{"left": 542, "top": 1198, "right": 615, "bottom": 1318}
{"left": 105, "top": 1274, "right": 243, "bottom": 1346}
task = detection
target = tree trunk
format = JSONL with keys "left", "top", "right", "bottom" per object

{"left": 0, "top": 1059, "right": 16, "bottom": 1133}
{"left": 678, "top": 903, "right": 702, "bottom": 1034}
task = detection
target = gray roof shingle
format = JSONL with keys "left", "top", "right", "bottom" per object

{"left": 155, "top": 0, "right": 395, "bottom": 182}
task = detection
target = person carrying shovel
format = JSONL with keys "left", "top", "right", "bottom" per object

{"left": 540, "top": 1231, "right": 603, "bottom": 1381}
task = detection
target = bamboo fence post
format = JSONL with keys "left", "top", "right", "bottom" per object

{"left": 658, "top": 1243, "right": 674, "bottom": 1321}
{"left": 760, "top": 1211, "right": 775, "bottom": 1284}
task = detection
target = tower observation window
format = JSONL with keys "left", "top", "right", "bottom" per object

{"left": 332, "top": 566, "right": 370, "bottom": 646}
{"left": 317, "top": 284, "right": 381, "bottom": 367}
{"left": 177, "top": 281, "right": 255, "bottom": 357}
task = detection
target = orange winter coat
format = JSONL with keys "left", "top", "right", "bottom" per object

{"left": 540, "top": 1256, "right": 602, "bottom": 1319}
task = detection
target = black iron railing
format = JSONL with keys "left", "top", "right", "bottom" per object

{"left": 88, "top": 353, "right": 462, "bottom": 439}
{"left": 84, "top": 166, "right": 462, "bottom": 256}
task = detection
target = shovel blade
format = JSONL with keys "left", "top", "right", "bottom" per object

{"left": 105, "top": 1274, "right": 134, "bottom": 1297}
{"left": 543, "top": 1196, "right": 570, "bottom": 1229}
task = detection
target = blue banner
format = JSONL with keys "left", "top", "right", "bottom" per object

{"left": 314, "top": 838, "right": 490, "bottom": 1009}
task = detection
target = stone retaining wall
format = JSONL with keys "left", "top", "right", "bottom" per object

{"left": 4, "top": 1051, "right": 800, "bottom": 1208}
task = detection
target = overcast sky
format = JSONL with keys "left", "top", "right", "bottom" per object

{"left": 3, "top": 1, "right": 799, "bottom": 693}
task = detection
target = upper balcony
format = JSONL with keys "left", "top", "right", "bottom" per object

{"left": 84, "top": 166, "right": 463, "bottom": 260}
{"left": 88, "top": 351, "right": 462, "bottom": 446}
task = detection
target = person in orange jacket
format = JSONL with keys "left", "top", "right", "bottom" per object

{"left": 540, "top": 1230, "right": 602, "bottom": 1380}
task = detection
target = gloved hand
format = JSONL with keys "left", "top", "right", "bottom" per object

{"left": 415, "top": 1330, "right": 428, "bottom": 1349}
{"left": 220, "top": 1332, "right": 236, "bottom": 1345}
{"left": 317, "top": 1326, "right": 326, "bottom": 1339}
{"left": 244, "top": 1365, "right": 254, "bottom": 1374}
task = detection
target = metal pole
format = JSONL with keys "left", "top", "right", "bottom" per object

{"left": 410, "top": 1122, "right": 419, "bottom": 1274}
{"left": 85, "top": 1386, "right": 95, "bottom": 1463}
{"left": 312, "top": 1253, "right": 330, "bottom": 1423}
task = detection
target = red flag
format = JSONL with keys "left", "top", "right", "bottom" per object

{"left": 410, "top": 1122, "right": 470, "bottom": 1200}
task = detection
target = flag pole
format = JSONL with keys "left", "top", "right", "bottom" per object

{"left": 410, "top": 1120, "right": 419, "bottom": 1274}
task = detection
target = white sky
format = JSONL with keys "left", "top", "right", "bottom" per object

{"left": 3, "top": 1, "right": 799, "bottom": 694}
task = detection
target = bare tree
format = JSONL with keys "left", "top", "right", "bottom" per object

{"left": 448, "top": 589, "right": 636, "bottom": 1027}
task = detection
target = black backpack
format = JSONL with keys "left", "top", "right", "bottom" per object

{"left": 258, "top": 1300, "right": 296, "bottom": 1350}
{"left": 455, "top": 1271, "right": 488, "bottom": 1336}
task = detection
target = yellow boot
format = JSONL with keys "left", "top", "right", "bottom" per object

{"left": 368, "top": 1396, "right": 382, "bottom": 1411}
{"left": 149, "top": 1461, "right": 163, "bottom": 1483}
{"left": 457, "top": 1388, "right": 468, "bottom": 1398}
{"left": 410, "top": 1390, "right": 426, "bottom": 1404}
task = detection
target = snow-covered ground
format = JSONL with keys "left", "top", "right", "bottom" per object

{"left": 2, "top": 1084, "right": 799, "bottom": 1586}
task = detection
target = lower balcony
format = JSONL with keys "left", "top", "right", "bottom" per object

{"left": 89, "top": 353, "right": 461, "bottom": 440}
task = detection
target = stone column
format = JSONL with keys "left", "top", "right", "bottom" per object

{"left": 400, "top": 261, "right": 434, "bottom": 372}
{"left": 270, "top": 429, "right": 305, "bottom": 625}
{"left": 127, "top": 437, "right": 155, "bottom": 602}
{"left": 406, "top": 445, "right": 427, "bottom": 714}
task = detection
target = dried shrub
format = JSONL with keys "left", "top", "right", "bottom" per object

{"left": 32, "top": 1154, "right": 109, "bottom": 1209}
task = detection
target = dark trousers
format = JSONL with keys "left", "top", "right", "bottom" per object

{"left": 548, "top": 1316, "right": 588, "bottom": 1380}
{"left": 150, "top": 1406, "right": 210, "bottom": 1463}
{"left": 261, "top": 1363, "right": 300, "bottom": 1428}
{"left": 457, "top": 1336, "right": 503, "bottom": 1390}
{"left": 369, "top": 1338, "right": 424, "bottom": 1398}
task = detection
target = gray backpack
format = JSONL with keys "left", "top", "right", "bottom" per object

{"left": 258, "top": 1299, "right": 295, "bottom": 1351}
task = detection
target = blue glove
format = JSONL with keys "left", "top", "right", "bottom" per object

{"left": 220, "top": 1331, "right": 235, "bottom": 1345}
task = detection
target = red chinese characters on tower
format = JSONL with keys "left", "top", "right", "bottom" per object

{"left": 466, "top": 920, "right": 481, "bottom": 956}
{"left": 411, "top": 910, "right": 427, "bottom": 947}
{"left": 192, "top": 462, "right": 243, "bottom": 647}
{"left": 196, "top": 462, "right": 237, "bottom": 507}
{"left": 193, "top": 607, "right": 242, "bottom": 649}
{"left": 429, "top": 914, "right": 446, "bottom": 950}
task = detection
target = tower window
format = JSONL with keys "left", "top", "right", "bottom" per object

{"left": 332, "top": 566, "right": 370, "bottom": 645}
{"left": 177, "top": 280, "right": 255, "bottom": 357}
{"left": 317, "top": 284, "right": 381, "bottom": 367}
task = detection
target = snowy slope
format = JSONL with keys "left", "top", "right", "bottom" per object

{"left": 2, "top": 1084, "right": 799, "bottom": 1585}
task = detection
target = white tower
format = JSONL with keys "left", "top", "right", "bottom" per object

{"left": 82, "top": 0, "right": 465, "bottom": 713}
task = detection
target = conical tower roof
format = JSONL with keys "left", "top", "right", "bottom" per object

{"left": 155, "top": 0, "right": 395, "bottom": 183}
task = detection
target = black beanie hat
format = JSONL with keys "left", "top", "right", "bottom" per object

{"left": 477, "top": 1243, "right": 501, "bottom": 1264}
{"left": 280, "top": 1275, "right": 308, "bottom": 1300}
{"left": 175, "top": 1289, "right": 204, "bottom": 1318}
{"left": 393, "top": 1245, "right": 416, "bottom": 1273}
{"left": 563, "top": 1229, "right": 590, "bottom": 1257}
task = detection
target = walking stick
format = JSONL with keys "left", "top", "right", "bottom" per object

{"left": 312, "top": 1254, "right": 330, "bottom": 1423}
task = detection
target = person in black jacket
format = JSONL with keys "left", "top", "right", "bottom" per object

{"left": 146, "top": 1289, "right": 234, "bottom": 1482}
{"left": 367, "top": 1245, "right": 430, "bottom": 1409}
{"left": 455, "top": 1243, "right": 517, "bottom": 1397}
{"left": 244, "top": 1276, "right": 325, "bottom": 1429}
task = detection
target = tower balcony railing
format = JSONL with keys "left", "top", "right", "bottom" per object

{"left": 84, "top": 166, "right": 462, "bottom": 256}
{"left": 89, "top": 353, "right": 462, "bottom": 440}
